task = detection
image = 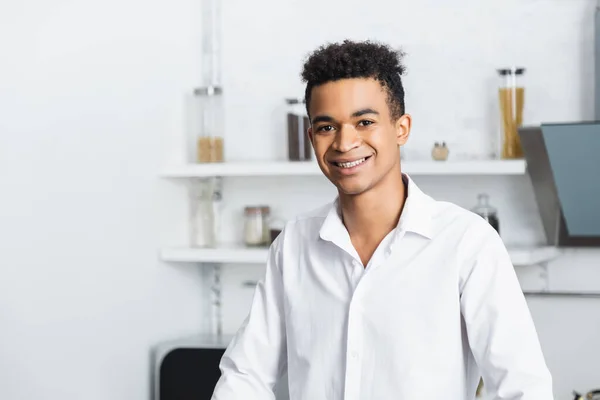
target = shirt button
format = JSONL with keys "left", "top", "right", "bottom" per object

{"left": 351, "top": 351, "right": 359, "bottom": 360}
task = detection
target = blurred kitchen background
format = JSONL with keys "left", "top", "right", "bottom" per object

{"left": 1, "top": 0, "right": 600, "bottom": 399}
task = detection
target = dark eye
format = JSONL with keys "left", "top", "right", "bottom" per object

{"left": 317, "top": 125, "right": 334, "bottom": 133}
{"left": 358, "top": 120, "right": 374, "bottom": 127}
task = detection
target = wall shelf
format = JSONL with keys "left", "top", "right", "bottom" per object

{"left": 160, "top": 245, "right": 560, "bottom": 267}
{"left": 160, "top": 159, "right": 526, "bottom": 178}
{"left": 507, "top": 246, "right": 561, "bottom": 266}
{"left": 161, "top": 246, "right": 268, "bottom": 264}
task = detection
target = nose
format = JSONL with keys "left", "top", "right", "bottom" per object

{"left": 332, "top": 124, "right": 361, "bottom": 153}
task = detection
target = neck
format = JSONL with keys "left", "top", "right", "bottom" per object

{"left": 339, "top": 166, "right": 406, "bottom": 242}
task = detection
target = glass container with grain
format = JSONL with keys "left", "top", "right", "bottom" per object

{"left": 285, "top": 98, "right": 312, "bottom": 161}
{"left": 497, "top": 67, "right": 525, "bottom": 159}
{"left": 194, "top": 86, "right": 224, "bottom": 163}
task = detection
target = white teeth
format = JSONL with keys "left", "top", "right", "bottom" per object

{"left": 337, "top": 158, "right": 366, "bottom": 168}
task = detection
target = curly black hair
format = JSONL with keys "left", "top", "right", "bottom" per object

{"left": 301, "top": 40, "right": 406, "bottom": 120}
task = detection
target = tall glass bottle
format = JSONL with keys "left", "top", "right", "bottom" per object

{"left": 193, "top": 0, "right": 224, "bottom": 163}
{"left": 497, "top": 67, "right": 525, "bottom": 159}
{"left": 191, "top": 179, "right": 216, "bottom": 248}
{"left": 471, "top": 193, "right": 500, "bottom": 234}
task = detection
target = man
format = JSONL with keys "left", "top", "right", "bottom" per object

{"left": 211, "top": 40, "right": 553, "bottom": 399}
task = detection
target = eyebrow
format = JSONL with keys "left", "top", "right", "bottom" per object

{"left": 311, "top": 115, "right": 335, "bottom": 125}
{"left": 352, "top": 108, "right": 379, "bottom": 118}
{"left": 311, "top": 108, "right": 380, "bottom": 125}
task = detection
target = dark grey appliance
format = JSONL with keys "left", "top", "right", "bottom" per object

{"left": 518, "top": 4, "right": 600, "bottom": 247}
{"left": 152, "top": 334, "right": 289, "bottom": 400}
{"left": 596, "top": 1, "right": 600, "bottom": 118}
{"left": 152, "top": 335, "right": 231, "bottom": 400}
{"left": 520, "top": 123, "right": 600, "bottom": 247}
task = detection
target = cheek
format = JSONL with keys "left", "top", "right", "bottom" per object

{"left": 312, "top": 138, "right": 330, "bottom": 156}
{"left": 369, "top": 130, "right": 398, "bottom": 156}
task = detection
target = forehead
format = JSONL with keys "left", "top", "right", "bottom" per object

{"left": 308, "top": 78, "right": 389, "bottom": 118}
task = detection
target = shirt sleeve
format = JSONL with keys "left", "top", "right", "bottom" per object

{"left": 211, "top": 235, "right": 287, "bottom": 400}
{"left": 459, "top": 226, "right": 554, "bottom": 399}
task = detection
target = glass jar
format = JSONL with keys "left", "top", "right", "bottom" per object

{"left": 244, "top": 206, "right": 270, "bottom": 246}
{"left": 211, "top": 177, "right": 223, "bottom": 245}
{"left": 471, "top": 193, "right": 500, "bottom": 234}
{"left": 268, "top": 217, "right": 285, "bottom": 245}
{"left": 194, "top": 86, "right": 224, "bottom": 163}
{"left": 497, "top": 67, "right": 525, "bottom": 159}
{"left": 285, "top": 98, "right": 312, "bottom": 161}
{"left": 191, "top": 179, "right": 216, "bottom": 247}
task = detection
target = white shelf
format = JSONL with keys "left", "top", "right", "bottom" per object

{"left": 161, "top": 245, "right": 560, "bottom": 267}
{"left": 160, "top": 159, "right": 526, "bottom": 178}
{"left": 161, "top": 246, "right": 269, "bottom": 263}
{"left": 506, "top": 246, "right": 561, "bottom": 266}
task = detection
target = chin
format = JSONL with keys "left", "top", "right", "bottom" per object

{"left": 333, "top": 179, "right": 371, "bottom": 196}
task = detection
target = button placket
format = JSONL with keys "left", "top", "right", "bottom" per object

{"left": 344, "top": 291, "right": 365, "bottom": 399}
{"left": 352, "top": 259, "right": 363, "bottom": 288}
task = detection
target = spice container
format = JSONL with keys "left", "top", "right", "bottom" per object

{"left": 191, "top": 179, "right": 216, "bottom": 247}
{"left": 471, "top": 193, "right": 500, "bottom": 234}
{"left": 244, "top": 206, "right": 270, "bottom": 246}
{"left": 497, "top": 67, "right": 525, "bottom": 159}
{"left": 431, "top": 142, "right": 449, "bottom": 161}
{"left": 194, "top": 86, "right": 224, "bottom": 163}
{"left": 286, "top": 98, "right": 312, "bottom": 161}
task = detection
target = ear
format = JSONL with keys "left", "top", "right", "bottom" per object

{"left": 307, "top": 125, "right": 314, "bottom": 145}
{"left": 395, "top": 114, "right": 411, "bottom": 146}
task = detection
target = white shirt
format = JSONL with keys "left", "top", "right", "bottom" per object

{"left": 212, "top": 175, "right": 553, "bottom": 400}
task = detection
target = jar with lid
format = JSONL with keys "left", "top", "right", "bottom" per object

{"left": 194, "top": 86, "right": 224, "bottom": 163}
{"left": 497, "top": 67, "right": 526, "bottom": 159}
{"left": 471, "top": 193, "right": 500, "bottom": 234}
{"left": 285, "top": 98, "right": 312, "bottom": 161}
{"left": 244, "top": 206, "right": 270, "bottom": 246}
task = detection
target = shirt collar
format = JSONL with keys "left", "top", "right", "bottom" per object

{"left": 397, "top": 174, "right": 434, "bottom": 239}
{"left": 319, "top": 174, "right": 435, "bottom": 244}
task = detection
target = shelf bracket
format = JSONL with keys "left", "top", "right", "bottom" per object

{"left": 206, "top": 263, "right": 223, "bottom": 338}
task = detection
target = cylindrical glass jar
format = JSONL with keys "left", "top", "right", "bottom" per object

{"left": 194, "top": 86, "right": 224, "bottom": 163}
{"left": 471, "top": 193, "right": 500, "bottom": 234}
{"left": 285, "top": 98, "right": 312, "bottom": 161}
{"left": 497, "top": 67, "right": 525, "bottom": 159}
{"left": 244, "top": 206, "right": 270, "bottom": 246}
{"left": 191, "top": 179, "right": 216, "bottom": 248}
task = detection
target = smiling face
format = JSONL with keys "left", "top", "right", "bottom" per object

{"left": 308, "top": 78, "right": 411, "bottom": 196}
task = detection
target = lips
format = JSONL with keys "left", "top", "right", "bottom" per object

{"left": 330, "top": 155, "right": 372, "bottom": 170}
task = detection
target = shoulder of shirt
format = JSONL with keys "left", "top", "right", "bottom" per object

{"left": 429, "top": 199, "right": 496, "bottom": 235}
{"left": 278, "top": 201, "right": 331, "bottom": 237}
{"left": 429, "top": 198, "right": 505, "bottom": 255}
{"left": 289, "top": 202, "right": 331, "bottom": 223}
{"left": 429, "top": 199, "right": 507, "bottom": 265}
{"left": 268, "top": 202, "right": 331, "bottom": 260}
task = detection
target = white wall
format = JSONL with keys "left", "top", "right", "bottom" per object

{"left": 0, "top": 1, "right": 207, "bottom": 399}
{"left": 1, "top": 1, "right": 599, "bottom": 400}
